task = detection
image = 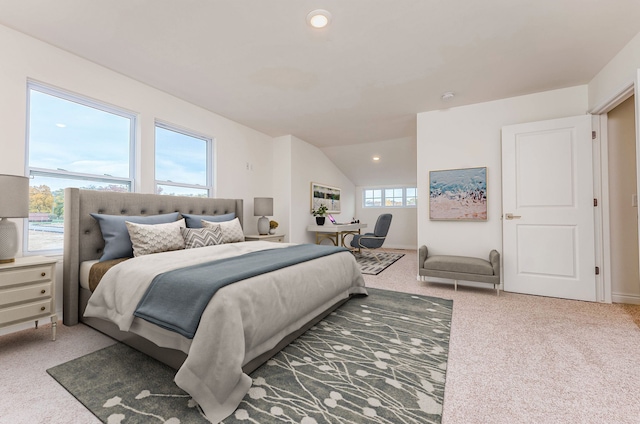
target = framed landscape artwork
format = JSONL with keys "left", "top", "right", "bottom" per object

{"left": 429, "top": 167, "right": 487, "bottom": 221}
{"left": 311, "top": 182, "right": 341, "bottom": 213}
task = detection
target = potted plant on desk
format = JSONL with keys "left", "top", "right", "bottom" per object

{"left": 312, "top": 204, "right": 328, "bottom": 225}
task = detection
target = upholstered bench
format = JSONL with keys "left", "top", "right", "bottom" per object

{"left": 418, "top": 245, "right": 501, "bottom": 295}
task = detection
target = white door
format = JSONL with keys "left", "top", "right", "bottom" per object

{"left": 502, "top": 115, "right": 597, "bottom": 301}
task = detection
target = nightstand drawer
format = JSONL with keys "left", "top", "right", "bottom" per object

{"left": 0, "top": 266, "right": 53, "bottom": 289}
{"left": 244, "top": 234, "right": 285, "bottom": 243}
{"left": 0, "top": 299, "right": 52, "bottom": 325}
{"left": 0, "top": 282, "right": 52, "bottom": 306}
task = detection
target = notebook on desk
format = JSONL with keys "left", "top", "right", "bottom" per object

{"left": 328, "top": 214, "right": 349, "bottom": 225}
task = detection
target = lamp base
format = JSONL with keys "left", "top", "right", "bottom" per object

{"left": 257, "top": 216, "right": 270, "bottom": 235}
{"left": 0, "top": 218, "right": 19, "bottom": 263}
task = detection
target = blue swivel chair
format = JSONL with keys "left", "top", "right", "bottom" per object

{"left": 350, "top": 214, "right": 393, "bottom": 262}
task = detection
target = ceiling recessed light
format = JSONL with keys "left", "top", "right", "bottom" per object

{"left": 372, "top": 156, "right": 380, "bottom": 162}
{"left": 441, "top": 92, "right": 455, "bottom": 101}
{"left": 55, "top": 123, "right": 66, "bottom": 128}
{"left": 307, "top": 9, "right": 331, "bottom": 28}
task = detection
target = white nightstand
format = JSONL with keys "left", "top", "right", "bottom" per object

{"left": 0, "top": 256, "right": 58, "bottom": 341}
{"left": 244, "top": 234, "right": 286, "bottom": 243}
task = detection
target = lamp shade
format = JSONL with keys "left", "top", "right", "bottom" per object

{"left": 254, "top": 197, "right": 273, "bottom": 217}
{"left": 0, "top": 174, "right": 29, "bottom": 218}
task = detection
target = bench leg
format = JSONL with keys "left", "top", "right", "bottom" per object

{"left": 454, "top": 280, "right": 457, "bottom": 291}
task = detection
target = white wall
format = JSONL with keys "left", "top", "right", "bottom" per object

{"left": 589, "top": 31, "right": 640, "bottom": 110}
{"left": 354, "top": 186, "right": 417, "bottom": 250}
{"left": 289, "top": 136, "right": 356, "bottom": 244}
{"left": 272, "top": 136, "right": 293, "bottom": 241}
{"left": 417, "top": 86, "right": 589, "bottom": 284}
{"left": 0, "top": 24, "right": 275, "bottom": 326}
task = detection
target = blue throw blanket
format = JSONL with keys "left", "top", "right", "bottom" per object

{"left": 134, "top": 244, "right": 348, "bottom": 338}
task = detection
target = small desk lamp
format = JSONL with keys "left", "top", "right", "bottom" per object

{"left": 0, "top": 174, "right": 29, "bottom": 263}
{"left": 254, "top": 197, "right": 273, "bottom": 235}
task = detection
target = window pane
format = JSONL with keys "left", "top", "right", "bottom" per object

{"left": 156, "top": 126, "right": 207, "bottom": 186}
{"left": 406, "top": 187, "right": 417, "bottom": 206}
{"left": 384, "top": 188, "right": 403, "bottom": 206}
{"left": 156, "top": 184, "right": 208, "bottom": 197}
{"left": 27, "top": 175, "right": 130, "bottom": 252}
{"left": 363, "top": 189, "right": 383, "bottom": 208}
{"left": 29, "top": 90, "right": 131, "bottom": 178}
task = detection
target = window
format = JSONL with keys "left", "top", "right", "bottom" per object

{"left": 363, "top": 189, "right": 382, "bottom": 207}
{"left": 384, "top": 188, "right": 403, "bottom": 206}
{"left": 26, "top": 82, "right": 135, "bottom": 253}
{"left": 155, "top": 122, "right": 212, "bottom": 197}
{"left": 363, "top": 187, "right": 417, "bottom": 208}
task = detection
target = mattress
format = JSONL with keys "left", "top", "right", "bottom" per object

{"left": 79, "top": 260, "right": 98, "bottom": 290}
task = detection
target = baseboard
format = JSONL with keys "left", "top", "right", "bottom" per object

{"left": 612, "top": 292, "right": 640, "bottom": 305}
{"left": 382, "top": 244, "right": 416, "bottom": 250}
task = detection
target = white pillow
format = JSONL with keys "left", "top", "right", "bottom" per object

{"left": 202, "top": 217, "right": 244, "bottom": 244}
{"left": 125, "top": 219, "right": 186, "bottom": 257}
{"left": 181, "top": 226, "right": 224, "bottom": 249}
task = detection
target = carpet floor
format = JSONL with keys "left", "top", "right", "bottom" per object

{"left": 3, "top": 249, "right": 640, "bottom": 424}
{"left": 47, "top": 288, "right": 451, "bottom": 424}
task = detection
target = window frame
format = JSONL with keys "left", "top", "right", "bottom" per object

{"left": 154, "top": 120, "right": 214, "bottom": 197}
{"left": 24, "top": 80, "right": 137, "bottom": 254}
{"left": 362, "top": 186, "right": 417, "bottom": 208}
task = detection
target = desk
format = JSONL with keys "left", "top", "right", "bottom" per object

{"left": 307, "top": 223, "right": 367, "bottom": 247}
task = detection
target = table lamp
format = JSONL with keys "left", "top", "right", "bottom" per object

{"left": 254, "top": 197, "right": 273, "bottom": 235}
{"left": 0, "top": 174, "right": 29, "bottom": 264}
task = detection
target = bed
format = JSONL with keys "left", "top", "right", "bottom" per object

{"left": 62, "top": 188, "right": 367, "bottom": 423}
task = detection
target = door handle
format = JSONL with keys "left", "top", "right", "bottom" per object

{"left": 505, "top": 213, "right": 521, "bottom": 220}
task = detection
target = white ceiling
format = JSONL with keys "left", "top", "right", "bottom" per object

{"left": 2, "top": 1, "right": 640, "bottom": 186}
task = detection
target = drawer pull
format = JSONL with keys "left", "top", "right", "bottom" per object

{"left": 41, "top": 289, "right": 46, "bottom": 294}
{"left": 41, "top": 272, "right": 46, "bottom": 277}
{"left": 40, "top": 306, "right": 46, "bottom": 311}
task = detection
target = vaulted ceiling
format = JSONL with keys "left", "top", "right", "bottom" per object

{"left": 2, "top": 1, "right": 640, "bottom": 185}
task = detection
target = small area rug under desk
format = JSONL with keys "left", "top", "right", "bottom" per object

{"left": 355, "top": 251, "right": 405, "bottom": 275}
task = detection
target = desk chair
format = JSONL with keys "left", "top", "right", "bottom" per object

{"left": 350, "top": 213, "right": 392, "bottom": 262}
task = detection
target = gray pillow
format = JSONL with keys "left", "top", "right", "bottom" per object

{"left": 181, "top": 212, "right": 235, "bottom": 228}
{"left": 90, "top": 212, "right": 181, "bottom": 261}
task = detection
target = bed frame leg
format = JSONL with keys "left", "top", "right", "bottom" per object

{"left": 454, "top": 280, "right": 457, "bottom": 291}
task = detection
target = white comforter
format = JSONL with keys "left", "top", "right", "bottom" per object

{"left": 84, "top": 241, "right": 367, "bottom": 423}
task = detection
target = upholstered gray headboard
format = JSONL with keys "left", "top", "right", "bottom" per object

{"left": 62, "top": 188, "right": 243, "bottom": 325}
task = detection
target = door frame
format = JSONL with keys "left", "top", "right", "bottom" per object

{"left": 589, "top": 75, "right": 637, "bottom": 304}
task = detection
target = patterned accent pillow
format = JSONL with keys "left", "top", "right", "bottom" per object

{"left": 202, "top": 217, "right": 244, "bottom": 244}
{"left": 125, "top": 219, "right": 186, "bottom": 257}
{"left": 181, "top": 227, "right": 224, "bottom": 249}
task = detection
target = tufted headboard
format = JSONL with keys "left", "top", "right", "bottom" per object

{"left": 62, "top": 188, "right": 243, "bottom": 325}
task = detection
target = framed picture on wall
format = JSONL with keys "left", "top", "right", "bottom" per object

{"left": 429, "top": 167, "right": 487, "bottom": 220}
{"left": 311, "top": 182, "right": 341, "bottom": 213}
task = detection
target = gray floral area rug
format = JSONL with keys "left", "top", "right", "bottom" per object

{"left": 354, "top": 251, "right": 405, "bottom": 275}
{"left": 47, "top": 288, "right": 452, "bottom": 424}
